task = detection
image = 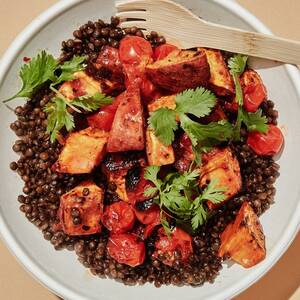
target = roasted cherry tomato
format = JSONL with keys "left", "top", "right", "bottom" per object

{"left": 119, "top": 36, "right": 153, "bottom": 65}
{"left": 107, "top": 233, "right": 145, "bottom": 267}
{"left": 153, "top": 227, "right": 193, "bottom": 266}
{"left": 134, "top": 204, "right": 160, "bottom": 225}
{"left": 153, "top": 43, "right": 178, "bottom": 60}
{"left": 126, "top": 167, "right": 155, "bottom": 204}
{"left": 87, "top": 93, "right": 122, "bottom": 132}
{"left": 241, "top": 70, "right": 267, "bottom": 113}
{"left": 102, "top": 201, "right": 135, "bottom": 233}
{"left": 247, "top": 125, "right": 284, "bottom": 156}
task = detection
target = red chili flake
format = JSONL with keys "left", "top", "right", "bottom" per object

{"left": 23, "top": 57, "right": 31, "bottom": 63}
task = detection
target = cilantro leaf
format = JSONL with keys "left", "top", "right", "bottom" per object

{"left": 241, "top": 109, "right": 268, "bottom": 133}
{"left": 51, "top": 55, "right": 86, "bottom": 86}
{"left": 228, "top": 55, "right": 248, "bottom": 106}
{"left": 71, "top": 92, "right": 114, "bottom": 112}
{"left": 4, "top": 51, "right": 58, "bottom": 102}
{"left": 143, "top": 186, "right": 158, "bottom": 198}
{"left": 148, "top": 108, "right": 178, "bottom": 146}
{"left": 180, "top": 114, "right": 234, "bottom": 146}
{"left": 191, "top": 205, "right": 208, "bottom": 230}
{"left": 228, "top": 54, "right": 248, "bottom": 75}
{"left": 144, "top": 166, "right": 161, "bottom": 188}
{"left": 44, "top": 97, "right": 74, "bottom": 142}
{"left": 144, "top": 165, "right": 227, "bottom": 232}
{"left": 199, "top": 179, "right": 227, "bottom": 204}
{"left": 175, "top": 87, "right": 216, "bottom": 118}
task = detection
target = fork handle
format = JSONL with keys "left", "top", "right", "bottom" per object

{"left": 182, "top": 21, "right": 300, "bottom": 65}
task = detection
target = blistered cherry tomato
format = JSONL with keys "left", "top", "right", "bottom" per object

{"left": 247, "top": 125, "right": 284, "bottom": 156}
{"left": 153, "top": 43, "right": 178, "bottom": 60}
{"left": 134, "top": 205, "right": 160, "bottom": 225}
{"left": 241, "top": 70, "right": 267, "bottom": 113}
{"left": 107, "top": 233, "right": 145, "bottom": 267}
{"left": 87, "top": 93, "right": 122, "bottom": 131}
{"left": 119, "top": 36, "right": 153, "bottom": 64}
{"left": 153, "top": 227, "right": 193, "bottom": 266}
{"left": 102, "top": 201, "right": 135, "bottom": 233}
{"left": 243, "top": 83, "right": 267, "bottom": 112}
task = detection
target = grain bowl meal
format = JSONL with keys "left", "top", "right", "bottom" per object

{"left": 5, "top": 16, "right": 284, "bottom": 287}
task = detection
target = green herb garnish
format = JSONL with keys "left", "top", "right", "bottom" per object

{"left": 45, "top": 91, "right": 113, "bottom": 142}
{"left": 228, "top": 54, "right": 268, "bottom": 139}
{"left": 148, "top": 87, "right": 234, "bottom": 149}
{"left": 3, "top": 51, "right": 86, "bottom": 103}
{"left": 144, "top": 166, "right": 226, "bottom": 233}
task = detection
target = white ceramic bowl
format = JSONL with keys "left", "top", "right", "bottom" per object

{"left": 0, "top": 1, "right": 299, "bottom": 299}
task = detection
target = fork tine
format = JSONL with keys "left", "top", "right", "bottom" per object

{"left": 120, "top": 20, "right": 148, "bottom": 29}
{"left": 116, "top": 10, "right": 147, "bottom": 20}
{"left": 115, "top": 0, "right": 148, "bottom": 12}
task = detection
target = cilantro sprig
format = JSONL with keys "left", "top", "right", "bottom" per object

{"left": 148, "top": 87, "right": 234, "bottom": 149}
{"left": 228, "top": 54, "right": 268, "bottom": 139}
{"left": 3, "top": 51, "right": 86, "bottom": 103}
{"left": 144, "top": 166, "right": 226, "bottom": 233}
{"left": 45, "top": 91, "right": 113, "bottom": 142}
{"left": 3, "top": 51, "right": 114, "bottom": 142}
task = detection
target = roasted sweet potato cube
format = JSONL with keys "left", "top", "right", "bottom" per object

{"left": 218, "top": 202, "right": 266, "bottom": 268}
{"left": 58, "top": 181, "right": 104, "bottom": 235}
{"left": 146, "top": 49, "right": 210, "bottom": 93}
{"left": 59, "top": 71, "right": 102, "bottom": 100}
{"left": 147, "top": 95, "right": 176, "bottom": 112}
{"left": 200, "top": 48, "right": 234, "bottom": 96}
{"left": 199, "top": 147, "right": 242, "bottom": 208}
{"left": 146, "top": 128, "right": 175, "bottom": 166}
{"left": 52, "top": 127, "right": 108, "bottom": 174}
{"left": 107, "top": 86, "right": 145, "bottom": 152}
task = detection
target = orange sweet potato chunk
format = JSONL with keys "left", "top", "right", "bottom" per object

{"left": 218, "top": 202, "right": 266, "bottom": 268}
{"left": 146, "top": 128, "right": 175, "bottom": 166}
{"left": 199, "top": 147, "right": 242, "bottom": 209}
{"left": 146, "top": 49, "right": 210, "bottom": 93}
{"left": 58, "top": 181, "right": 104, "bottom": 236}
{"left": 52, "top": 127, "right": 108, "bottom": 174}
{"left": 201, "top": 48, "right": 234, "bottom": 96}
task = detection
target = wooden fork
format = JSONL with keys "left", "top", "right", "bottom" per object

{"left": 115, "top": 0, "right": 300, "bottom": 65}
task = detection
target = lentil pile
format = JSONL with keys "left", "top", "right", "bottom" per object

{"left": 9, "top": 16, "right": 280, "bottom": 287}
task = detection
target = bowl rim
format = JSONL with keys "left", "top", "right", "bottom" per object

{"left": 0, "top": 0, "right": 299, "bottom": 299}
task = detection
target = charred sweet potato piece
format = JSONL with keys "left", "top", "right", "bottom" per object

{"left": 146, "top": 49, "right": 210, "bottom": 93}
{"left": 218, "top": 202, "right": 266, "bottom": 268}
{"left": 52, "top": 127, "right": 108, "bottom": 174}
{"left": 200, "top": 48, "right": 234, "bottom": 96}
{"left": 59, "top": 71, "right": 102, "bottom": 100}
{"left": 125, "top": 167, "right": 155, "bottom": 204}
{"left": 107, "top": 86, "right": 145, "bottom": 152}
{"left": 102, "top": 153, "right": 146, "bottom": 202}
{"left": 146, "top": 128, "right": 175, "bottom": 166}
{"left": 58, "top": 181, "right": 104, "bottom": 235}
{"left": 147, "top": 95, "right": 176, "bottom": 112}
{"left": 199, "top": 148, "right": 242, "bottom": 209}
